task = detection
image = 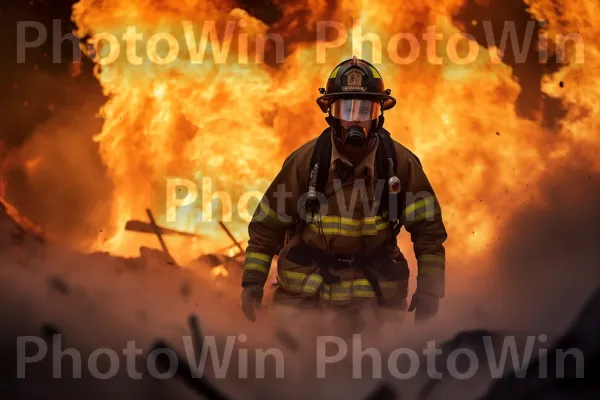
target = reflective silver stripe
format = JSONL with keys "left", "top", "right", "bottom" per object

{"left": 322, "top": 281, "right": 352, "bottom": 301}
{"left": 279, "top": 270, "right": 323, "bottom": 294}
{"left": 279, "top": 270, "right": 405, "bottom": 301}
{"left": 307, "top": 214, "right": 389, "bottom": 237}
{"left": 303, "top": 275, "right": 323, "bottom": 294}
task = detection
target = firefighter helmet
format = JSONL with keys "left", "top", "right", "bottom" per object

{"left": 316, "top": 56, "right": 396, "bottom": 113}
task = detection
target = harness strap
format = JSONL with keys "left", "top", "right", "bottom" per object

{"left": 286, "top": 241, "right": 388, "bottom": 305}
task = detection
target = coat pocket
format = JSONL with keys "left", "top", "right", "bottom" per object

{"left": 376, "top": 259, "right": 410, "bottom": 307}
{"left": 277, "top": 244, "right": 322, "bottom": 297}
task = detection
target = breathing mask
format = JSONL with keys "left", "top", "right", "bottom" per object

{"left": 331, "top": 99, "right": 381, "bottom": 148}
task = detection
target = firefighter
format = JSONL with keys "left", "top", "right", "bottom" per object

{"left": 241, "top": 56, "right": 447, "bottom": 324}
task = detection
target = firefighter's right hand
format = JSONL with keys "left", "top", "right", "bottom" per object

{"left": 241, "top": 285, "right": 263, "bottom": 322}
{"left": 408, "top": 292, "right": 440, "bottom": 324}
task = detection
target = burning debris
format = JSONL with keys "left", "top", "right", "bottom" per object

{"left": 124, "top": 209, "right": 246, "bottom": 278}
{"left": 0, "top": 198, "right": 44, "bottom": 244}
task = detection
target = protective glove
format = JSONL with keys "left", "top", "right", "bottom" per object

{"left": 408, "top": 292, "right": 440, "bottom": 324}
{"left": 241, "top": 285, "right": 263, "bottom": 322}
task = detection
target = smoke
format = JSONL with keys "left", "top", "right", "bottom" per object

{"left": 1, "top": 1, "right": 599, "bottom": 397}
{"left": 455, "top": 0, "right": 567, "bottom": 124}
{"left": 488, "top": 160, "right": 600, "bottom": 331}
{"left": 1, "top": 163, "right": 599, "bottom": 400}
{"left": 1, "top": 73, "right": 112, "bottom": 250}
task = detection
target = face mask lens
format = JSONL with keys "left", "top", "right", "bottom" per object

{"left": 331, "top": 99, "right": 380, "bottom": 122}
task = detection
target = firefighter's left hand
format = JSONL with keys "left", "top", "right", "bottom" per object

{"left": 241, "top": 285, "right": 263, "bottom": 322}
{"left": 408, "top": 292, "right": 440, "bottom": 324}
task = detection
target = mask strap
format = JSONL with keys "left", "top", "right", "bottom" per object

{"left": 377, "top": 110, "right": 385, "bottom": 131}
{"left": 326, "top": 109, "right": 334, "bottom": 127}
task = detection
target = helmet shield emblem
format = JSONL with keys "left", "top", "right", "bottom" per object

{"left": 342, "top": 68, "right": 367, "bottom": 92}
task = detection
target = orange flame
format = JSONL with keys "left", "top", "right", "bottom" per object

{"left": 70, "top": 0, "right": 600, "bottom": 263}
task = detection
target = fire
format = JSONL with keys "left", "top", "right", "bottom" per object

{"left": 67, "top": 0, "right": 600, "bottom": 264}
{"left": 210, "top": 264, "right": 230, "bottom": 279}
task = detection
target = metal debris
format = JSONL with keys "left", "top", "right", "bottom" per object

{"left": 145, "top": 209, "right": 177, "bottom": 266}
{"left": 47, "top": 276, "right": 70, "bottom": 296}
{"left": 149, "top": 339, "right": 231, "bottom": 400}
{"left": 146, "top": 313, "right": 232, "bottom": 399}
{"left": 125, "top": 219, "right": 201, "bottom": 238}
{"left": 219, "top": 221, "right": 244, "bottom": 254}
{"left": 365, "top": 383, "right": 398, "bottom": 400}
{"left": 188, "top": 314, "right": 203, "bottom": 362}
{"left": 274, "top": 329, "right": 299, "bottom": 352}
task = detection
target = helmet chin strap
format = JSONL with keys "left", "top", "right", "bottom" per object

{"left": 376, "top": 113, "right": 385, "bottom": 132}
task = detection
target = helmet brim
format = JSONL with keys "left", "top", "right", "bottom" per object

{"left": 317, "top": 92, "right": 396, "bottom": 113}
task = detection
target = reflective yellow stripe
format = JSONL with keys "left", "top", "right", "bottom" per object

{"left": 279, "top": 270, "right": 406, "bottom": 301}
{"left": 329, "top": 65, "right": 342, "bottom": 78}
{"left": 404, "top": 196, "right": 435, "bottom": 217}
{"left": 308, "top": 225, "right": 383, "bottom": 237}
{"left": 256, "top": 201, "right": 292, "bottom": 227}
{"left": 413, "top": 209, "right": 441, "bottom": 223}
{"left": 303, "top": 276, "right": 323, "bottom": 294}
{"left": 376, "top": 221, "right": 390, "bottom": 230}
{"left": 245, "top": 251, "right": 272, "bottom": 275}
{"left": 259, "top": 201, "right": 277, "bottom": 219}
{"left": 379, "top": 281, "right": 401, "bottom": 288}
{"left": 307, "top": 224, "right": 389, "bottom": 237}
{"left": 246, "top": 251, "right": 271, "bottom": 263}
{"left": 244, "top": 263, "right": 269, "bottom": 274}
{"left": 404, "top": 196, "right": 439, "bottom": 224}
{"left": 352, "top": 279, "right": 377, "bottom": 298}
{"left": 419, "top": 265, "right": 445, "bottom": 276}
{"left": 307, "top": 214, "right": 389, "bottom": 237}
{"left": 369, "top": 66, "right": 381, "bottom": 78}
{"left": 418, "top": 254, "right": 444, "bottom": 263}
{"left": 281, "top": 270, "right": 307, "bottom": 281}
{"left": 279, "top": 270, "right": 323, "bottom": 294}
{"left": 353, "top": 289, "right": 376, "bottom": 298}
{"left": 309, "top": 214, "right": 385, "bottom": 224}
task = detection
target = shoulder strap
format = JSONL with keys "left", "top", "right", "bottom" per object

{"left": 375, "top": 127, "right": 397, "bottom": 179}
{"left": 309, "top": 128, "right": 333, "bottom": 196}
{"left": 375, "top": 128, "right": 402, "bottom": 234}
